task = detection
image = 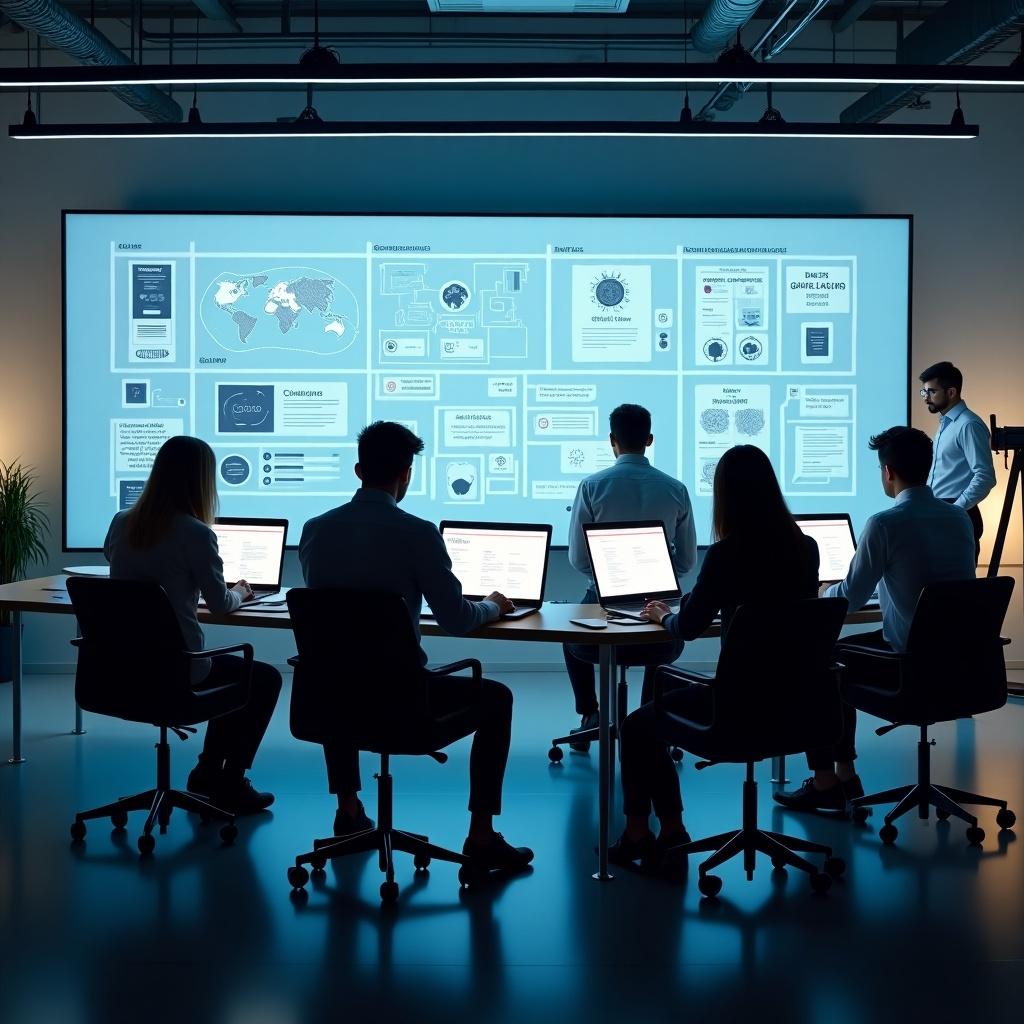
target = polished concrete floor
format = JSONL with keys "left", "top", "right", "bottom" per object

{"left": 2, "top": 670, "right": 1023, "bottom": 1024}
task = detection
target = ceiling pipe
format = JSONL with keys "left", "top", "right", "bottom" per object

{"left": 832, "top": 0, "right": 876, "bottom": 35}
{"left": 189, "top": 0, "right": 242, "bottom": 35}
{"left": 0, "top": 0, "right": 182, "bottom": 121}
{"left": 690, "top": 0, "right": 765, "bottom": 54}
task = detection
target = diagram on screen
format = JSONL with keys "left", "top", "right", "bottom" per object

{"left": 780, "top": 384, "right": 856, "bottom": 495}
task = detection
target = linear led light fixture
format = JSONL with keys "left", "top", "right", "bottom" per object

{"left": 0, "top": 62, "right": 1021, "bottom": 90}
{"left": 8, "top": 120, "right": 980, "bottom": 140}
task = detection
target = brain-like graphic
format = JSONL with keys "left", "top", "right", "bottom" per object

{"left": 700, "top": 409, "right": 730, "bottom": 435}
{"left": 595, "top": 278, "right": 626, "bottom": 307}
{"left": 735, "top": 408, "right": 766, "bottom": 437}
{"left": 700, "top": 461, "right": 719, "bottom": 485}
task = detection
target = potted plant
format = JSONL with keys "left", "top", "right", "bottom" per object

{"left": 0, "top": 460, "right": 50, "bottom": 683}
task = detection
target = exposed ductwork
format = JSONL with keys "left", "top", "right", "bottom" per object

{"left": 690, "top": 0, "right": 765, "bottom": 54}
{"left": 0, "top": 0, "right": 182, "bottom": 122}
{"left": 841, "top": 0, "right": 1024, "bottom": 123}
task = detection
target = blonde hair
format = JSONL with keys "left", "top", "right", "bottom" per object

{"left": 124, "top": 436, "right": 218, "bottom": 549}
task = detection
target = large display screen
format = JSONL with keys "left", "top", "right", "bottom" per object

{"left": 63, "top": 212, "right": 911, "bottom": 549}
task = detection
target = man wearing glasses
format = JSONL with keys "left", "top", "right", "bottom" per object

{"left": 918, "top": 361, "right": 995, "bottom": 564}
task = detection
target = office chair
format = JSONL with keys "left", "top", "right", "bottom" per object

{"left": 66, "top": 577, "right": 253, "bottom": 855}
{"left": 846, "top": 577, "right": 1017, "bottom": 846}
{"left": 285, "top": 588, "right": 481, "bottom": 904}
{"left": 658, "top": 598, "right": 849, "bottom": 898}
{"left": 549, "top": 648, "right": 685, "bottom": 765}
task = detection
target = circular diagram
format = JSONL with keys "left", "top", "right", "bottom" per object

{"left": 220, "top": 454, "right": 250, "bottom": 486}
{"left": 446, "top": 462, "right": 477, "bottom": 499}
{"left": 703, "top": 337, "right": 728, "bottom": 363}
{"left": 738, "top": 336, "right": 764, "bottom": 361}
{"left": 590, "top": 270, "right": 630, "bottom": 311}
{"left": 440, "top": 281, "right": 471, "bottom": 311}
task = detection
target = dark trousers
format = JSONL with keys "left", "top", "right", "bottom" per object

{"left": 619, "top": 680, "right": 711, "bottom": 819}
{"left": 323, "top": 675, "right": 513, "bottom": 816}
{"left": 805, "top": 629, "right": 892, "bottom": 772}
{"left": 563, "top": 589, "right": 685, "bottom": 715}
{"left": 942, "top": 500, "right": 983, "bottom": 566}
{"left": 200, "top": 655, "right": 283, "bottom": 771}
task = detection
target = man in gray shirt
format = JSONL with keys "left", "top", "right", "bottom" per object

{"left": 775, "top": 426, "right": 975, "bottom": 815}
{"left": 299, "top": 421, "right": 533, "bottom": 874}
{"left": 563, "top": 404, "right": 696, "bottom": 749}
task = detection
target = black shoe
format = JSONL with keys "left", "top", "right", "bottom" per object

{"left": 569, "top": 711, "right": 599, "bottom": 753}
{"left": 333, "top": 801, "right": 375, "bottom": 836}
{"left": 607, "top": 830, "right": 657, "bottom": 868}
{"left": 842, "top": 774, "right": 865, "bottom": 803}
{"left": 186, "top": 762, "right": 221, "bottom": 798}
{"left": 654, "top": 827, "right": 693, "bottom": 871}
{"left": 773, "top": 777, "right": 847, "bottom": 814}
{"left": 213, "top": 776, "right": 275, "bottom": 816}
{"left": 462, "top": 832, "right": 534, "bottom": 874}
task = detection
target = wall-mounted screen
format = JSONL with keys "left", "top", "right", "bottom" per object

{"left": 63, "top": 212, "right": 910, "bottom": 549}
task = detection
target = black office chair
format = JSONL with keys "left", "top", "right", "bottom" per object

{"left": 658, "top": 598, "right": 849, "bottom": 898}
{"left": 846, "top": 577, "right": 1017, "bottom": 846}
{"left": 66, "top": 577, "right": 253, "bottom": 855}
{"left": 285, "top": 588, "right": 483, "bottom": 903}
{"left": 549, "top": 647, "right": 686, "bottom": 765}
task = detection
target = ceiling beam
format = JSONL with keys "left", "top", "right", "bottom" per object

{"left": 190, "top": 0, "right": 242, "bottom": 34}
{"left": 833, "top": 0, "right": 875, "bottom": 35}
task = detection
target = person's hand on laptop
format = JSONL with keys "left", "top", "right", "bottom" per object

{"left": 818, "top": 581, "right": 836, "bottom": 598}
{"left": 231, "top": 580, "right": 256, "bottom": 602}
{"left": 642, "top": 600, "right": 670, "bottom": 624}
{"left": 485, "top": 591, "right": 516, "bottom": 616}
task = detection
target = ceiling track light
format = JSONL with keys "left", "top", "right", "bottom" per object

{"left": 7, "top": 120, "right": 980, "bottom": 141}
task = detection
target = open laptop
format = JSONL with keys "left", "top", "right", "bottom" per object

{"left": 794, "top": 513, "right": 879, "bottom": 608}
{"left": 583, "top": 521, "right": 682, "bottom": 622}
{"left": 427, "top": 521, "right": 553, "bottom": 621}
{"left": 210, "top": 517, "right": 289, "bottom": 606}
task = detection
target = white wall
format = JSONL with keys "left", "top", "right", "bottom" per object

{"left": 2, "top": 76, "right": 1023, "bottom": 671}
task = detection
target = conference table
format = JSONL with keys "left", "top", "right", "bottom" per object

{"left": 1, "top": 575, "right": 882, "bottom": 881}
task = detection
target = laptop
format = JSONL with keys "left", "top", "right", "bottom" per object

{"left": 210, "top": 517, "right": 289, "bottom": 606}
{"left": 794, "top": 513, "right": 879, "bottom": 608}
{"left": 583, "top": 521, "right": 682, "bottom": 622}
{"left": 429, "top": 521, "right": 553, "bottom": 620}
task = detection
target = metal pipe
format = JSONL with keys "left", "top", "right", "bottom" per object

{"left": 690, "top": 0, "right": 764, "bottom": 54}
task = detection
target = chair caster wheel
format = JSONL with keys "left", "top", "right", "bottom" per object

{"left": 380, "top": 881, "right": 399, "bottom": 903}
{"left": 548, "top": 746, "right": 563, "bottom": 764}
{"left": 996, "top": 808, "right": 1016, "bottom": 830}
{"left": 70, "top": 820, "right": 87, "bottom": 842}
{"left": 219, "top": 824, "right": 238, "bottom": 845}
{"left": 670, "top": 747, "right": 684, "bottom": 764}
{"left": 810, "top": 871, "right": 832, "bottom": 894}
{"left": 824, "top": 857, "right": 846, "bottom": 878}
{"left": 288, "top": 865, "right": 309, "bottom": 890}
{"left": 698, "top": 874, "right": 722, "bottom": 898}
{"left": 879, "top": 823, "right": 898, "bottom": 845}
{"left": 458, "top": 864, "right": 483, "bottom": 888}
{"left": 414, "top": 853, "right": 431, "bottom": 871}
{"left": 771, "top": 855, "right": 787, "bottom": 870}
{"left": 966, "top": 825, "right": 985, "bottom": 846}
{"left": 111, "top": 810, "right": 128, "bottom": 830}
{"left": 935, "top": 808, "right": 951, "bottom": 821}
{"left": 851, "top": 806, "right": 870, "bottom": 824}
{"left": 137, "top": 833, "right": 156, "bottom": 856}
{"left": 309, "top": 854, "right": 327, "bottom": 873}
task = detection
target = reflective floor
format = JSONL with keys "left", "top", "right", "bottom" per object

{"left": 2, "top": 671, "right": 1023, "bottom": 1023}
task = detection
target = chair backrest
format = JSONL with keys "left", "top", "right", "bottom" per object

{"left": 902, "top": 577, "right": 1014, "bottom": 715}
{"left": 709, "top": 597, "right": 849, "bottom": 758}
{"left": 287, "top": 588, "right": 429, "bottom": 746}
{"left": 67, "top": 576, "right": 192, "bottom": 719}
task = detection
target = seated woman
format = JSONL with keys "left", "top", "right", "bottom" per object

{"left": 610, "top": 445, "right": 819, "bottom": 867}
{"left": 104, "top": 435, "right": 282, "bottom": 815}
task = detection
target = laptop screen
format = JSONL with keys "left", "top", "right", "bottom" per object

{"left": 213, "top": 518, "right": 287, "bottom": 589}
{"left": 584, "top": 522, "right": 680, "bottom": 603}
{"left": 440, "top": 522, "right": 552, "bottom": 604}
{"left": 795, "top": 515, "right": 857, "bottom": 583}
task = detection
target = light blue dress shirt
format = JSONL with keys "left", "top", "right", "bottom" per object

{"left": 927, "top": 400, "right": 996, "bottom": 510}
{"left": 825, "top": 485, "right": 975, "bottom": 652}
{"left": 567, "top": 453, "right": 697, "bottom": 585}
{"left": 299, "top": 489, "right": 499, "bottom": 667}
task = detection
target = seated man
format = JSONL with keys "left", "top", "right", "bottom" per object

{"left": 298, "top": 421, "right": 533, "bottom": 873}
{"left": 775, "top": 426, "right": 976, "bottom": 814}
{"left": 563, "top": 403, "right": 695, "bottom": 749}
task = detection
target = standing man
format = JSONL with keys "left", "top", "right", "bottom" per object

{"left": 563, "top": 404, "right": 697, "bottom": 750}
{"left": 919, "top": 360, "right": 995, "bottom": 564}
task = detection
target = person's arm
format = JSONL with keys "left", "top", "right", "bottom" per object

{"left": 297, "top": 521, "right": 312, "bottom": 585}
{"left": 955, "top": 417, "right": 997, "bottom": 509}
{"left": 661, "top": 543, "right": 725, "bottom": 640}
{"left": 672, "top": 488, "right": 698, "bottom": 576}
{"left": 190, "top": 525, "right": 242, "bottom": 615}
{"left": 826, "top": 517, "right": 885, "bottom": 612}
{"left": 567, "top": 481, "right": 594, "bottom": 576}
{"left": 417, "top": 525, "right": 499, "bottom": 635}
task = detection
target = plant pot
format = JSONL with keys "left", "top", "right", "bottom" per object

{"left": 0, "top": 622, "right": 24, "bottom": 684}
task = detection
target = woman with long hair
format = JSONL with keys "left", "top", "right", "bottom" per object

{"left": 609, "top": 445, "right": 820, "bottom": 868}
{"left": 104, "top": 436, "right": 281, "bottom": 815}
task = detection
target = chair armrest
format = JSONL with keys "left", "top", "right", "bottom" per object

{"left": 287, "top": 655, "right": 300, "bottom": 668}
{"left": 431, "top": 658, "right": 483, "bottom": 689}
{"left": 653, "top": 665, "right": 713, "bottom": 709}
{"left": 188, "top": 643, "right": 254, "bottom": 696}
{"left": 835, "top": 643, "right": 901, "bottom": 662}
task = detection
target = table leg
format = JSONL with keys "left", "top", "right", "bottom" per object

{"left": 70, "top": 615, "right": 85, "bottom": 735}
{"left": 593, "top": 643, "right": 614, "bottom": 881}
{"left": 771, "top": 755, "right": 788, "bottom": 785}
{"left": 8, "top": 611, "right": 25, "bottom": 764}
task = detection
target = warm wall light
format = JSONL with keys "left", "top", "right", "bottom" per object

{"left": 7, "top": 119, "right": 980, "bottom": 141}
